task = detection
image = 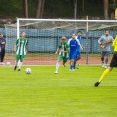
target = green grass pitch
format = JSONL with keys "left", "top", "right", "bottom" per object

{"left": 0, "top": 65, "right": 117, "bottom": 117}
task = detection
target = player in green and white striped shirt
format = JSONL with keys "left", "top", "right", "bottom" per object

{"left": 14, "top": 32, "right": 28, "bottom": 71}
{"left": 55, "top": 36, "right": 69, "bottom": 74}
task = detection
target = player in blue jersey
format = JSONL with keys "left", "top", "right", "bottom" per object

{"left": 73, "top": 31, "right": 83, "bottom": 69}
{"left": 68, "top": 33, "right": 83, "bottom": 71}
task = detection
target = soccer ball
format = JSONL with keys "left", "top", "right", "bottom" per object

{"left": 25, "top": 68, "right": 32, "bottom": 74}
{"left": 6, "top": 62, "right": 11, "bottom": 66}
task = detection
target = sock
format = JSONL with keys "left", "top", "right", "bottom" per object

{"left": 70, "top": 65, "right": 73, "bottom": 69}
{"left": 18, "top": 62, "right": 22, "bottom": 69}
{"left": 56, "top": 62, "right": 60, "bottom": 71}
{"left": 18, "top": 60, "right": 20, "bottom": 67}
{"left": 101, "top": 57, "right": 104, "bottom": 63}
{"left": 99, "top": 69, "right": 110, "bottom": 82}
{"left": 74, "top": 61, "right": 76, "bottom": 69}
{"left": 105, "top": 58, "right": 108, "bottom": 65}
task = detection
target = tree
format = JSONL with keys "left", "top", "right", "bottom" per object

{"left": 22, "top": 0, "right": 28, "bottom": 18}
{"left": 82, "top": 0, "right": 84, "bottom": 13}
{"left": 36, "top": 0, "right": 45, "bottom": 18}
{"left": 109, "top": 0, "right": 117, "bottom": 19}
{"left": 104, "top": 0, "right": 109, "bottom": 20}
{"left": 74, "top": 0, "right": 77, "bottom": 19}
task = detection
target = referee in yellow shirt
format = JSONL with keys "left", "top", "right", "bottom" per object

{"left": 94, "top": 36, "right": 117, "bottom": 87}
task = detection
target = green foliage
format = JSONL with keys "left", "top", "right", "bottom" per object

{"left": 109, "top": 0, "right": 117, "bottom": 12}
{"left": 0, "top": 0, "right": 114, "bottom": 18}
{"left": 0, "top": 65, "right": 117, "bottom": 117}
{"left": 0, "top": 0, "right": 23, "bottom": 17}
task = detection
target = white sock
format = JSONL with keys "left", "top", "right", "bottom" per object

{"left": 56, "top": 62, "right": 60, "bottom": 71}
{"left": 18, "top": 62, "right": 22, "bottom": 69}
{"left": 18, "top": 60, "right": 20, "bottom": 67}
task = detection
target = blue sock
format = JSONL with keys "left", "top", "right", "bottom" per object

{"left": 70, "top": 65, "right": 72, "bottom": 69}
{"left": 74, "top": 61, "right": 76, "bottom": 69}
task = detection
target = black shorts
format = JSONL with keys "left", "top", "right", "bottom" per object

{"left": 110, "top": 52, "right": 117, "bottom": 67}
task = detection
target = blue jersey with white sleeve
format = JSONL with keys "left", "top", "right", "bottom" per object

{"left": 68, "top": 38, "right": 80, "bottom": 54}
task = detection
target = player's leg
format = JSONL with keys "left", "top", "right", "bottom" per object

{"left": 101, "top": 51, "right": 105, "bottom": 67}
{"left": 94, "top": 67, "right": 113, "bottom": 87}
{"left": 18, "top": 59, "right": 23, "bottom": 71}
{"left": 104, "top": 51, "right": 110, "bottom": 68}
{"left": 73, "top": 58, "right": 77, "bottom": 69}
{"left": 73, "top": 51, "right": 80, "bottom": 69}
{"left": 70, "top": 59, "right": 74, "bottom": 71}
{"left": 69, "top": 54, "right": 72, "bottom": 70}
{"left": 63, "top": 57, "right": 67, "bottom": 67}
{"left": 70, "top": 54, "right": 76, "bottom": 71}
{"left": 55, "top": 60, "right": 61, "bottom": 74}
{"left": 55, "top": 55, "right": 62, "bottom": 74}
{"left": 1, "top": 49, "right": 5, "bottom": 64}
{"left": 104, "top": 57, "right": 108, "bottom": 68}
{"left": 18, "top": 55, "right": 25, "bottom": 71}
{"left": 94, "top": 52, "right": 117, "bottom": 87}
{"left": 14, "top": 54, "right": 20, "bottom": 70}
{"left": 75, "top": 56, "right": 81, "bottom": 69}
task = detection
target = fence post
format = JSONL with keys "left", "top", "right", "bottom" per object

{"left": 86, "top": 16, "right": 88, "bottom": 64}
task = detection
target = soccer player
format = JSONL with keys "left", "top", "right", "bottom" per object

{"left": 0, "top": 33, "right": 6, "bottom": 65}
{"left": 73, "top": 31, "right": 83, "bottom": 69}
{"left": 94, "top": 36, "right": 117, "bottom": 87}
{"left": 14, "top": 32, "right": 28, "bottom": 71}
{"left": 68, "top": 33, "right": 83, "bottom": 71}
{"left": 55, "top": 36, "right": 69, "bottom": 74}
{"left": 98, "top": 30, "right": 114, "bottom": 68}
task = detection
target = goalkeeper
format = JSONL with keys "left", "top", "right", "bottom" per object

{"left": 98, "top": 30, "right": 114, "bottom": 68}
{"left": 94, "top": 36, "right": 117, "bottom": 87}
{"left": 55, "top": 36, "right": 69, "bottom": 74}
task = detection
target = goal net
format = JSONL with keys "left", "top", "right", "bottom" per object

{"left": 4, "top": 19, "right": 117, "bottom": 65}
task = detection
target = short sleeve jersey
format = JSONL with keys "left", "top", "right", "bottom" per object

{"left": 16, "top": 37, "right": 28, "bottom": 55}
{"left": 68, "top": 38, "right": 80, "bottom": 54}
{"left": 58, "top": 42, "right": 69, "bottom": 57}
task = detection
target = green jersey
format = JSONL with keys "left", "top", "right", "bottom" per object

{"left": 15, "top": 37, "right": 28, "bottom": 60}
{"left": 58, "top": 42, "right": 69, "bottom": 58}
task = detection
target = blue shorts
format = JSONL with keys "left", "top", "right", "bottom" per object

{"left": 69, "top": 53, "right": 77, "bottom": 60}
{"left": 76, "top": 51, "right": 81, "bottom": 57}
{"left": 101, "top": 51, "right": 110, "bottom": 56}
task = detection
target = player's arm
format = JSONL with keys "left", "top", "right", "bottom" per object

{"left": 106, "top": 36, "right": 114, "bottom": 43}
{"left": 26, "top": 45, "right": 28, "bottom": 53}
{"left": 64, "top": 44, "right": 69, "bottom": 53}
{"left": 98, "top": 36, "right": 103, "bottom": 45}
{"left": 110, "top": 36, "right": 114, "bottom": 43}
{"left": 98, "top": 36, "right": 105, "bottom": 48}
{"left": 1, "top": 38, "right": 6, "bottom": 45}
{"left": 76, "top": 39, "right": 83, "bottom": 50}
{"left": 26, "top": 39, "right": 28, "bottom": 53}
{"left": 67, "top": 39, "right": 71, "bottom": 45}
{"left": 1, "top": 40, "right": 6, "bottom": 44}
{"left": 55, "top": 48, "right": 60, "bottom": 54}
{"left": 14, "top": 44, "right": 16, "bottom": 52}
{"left": 14, "top": 39, "right": 18, "bottom": 52}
